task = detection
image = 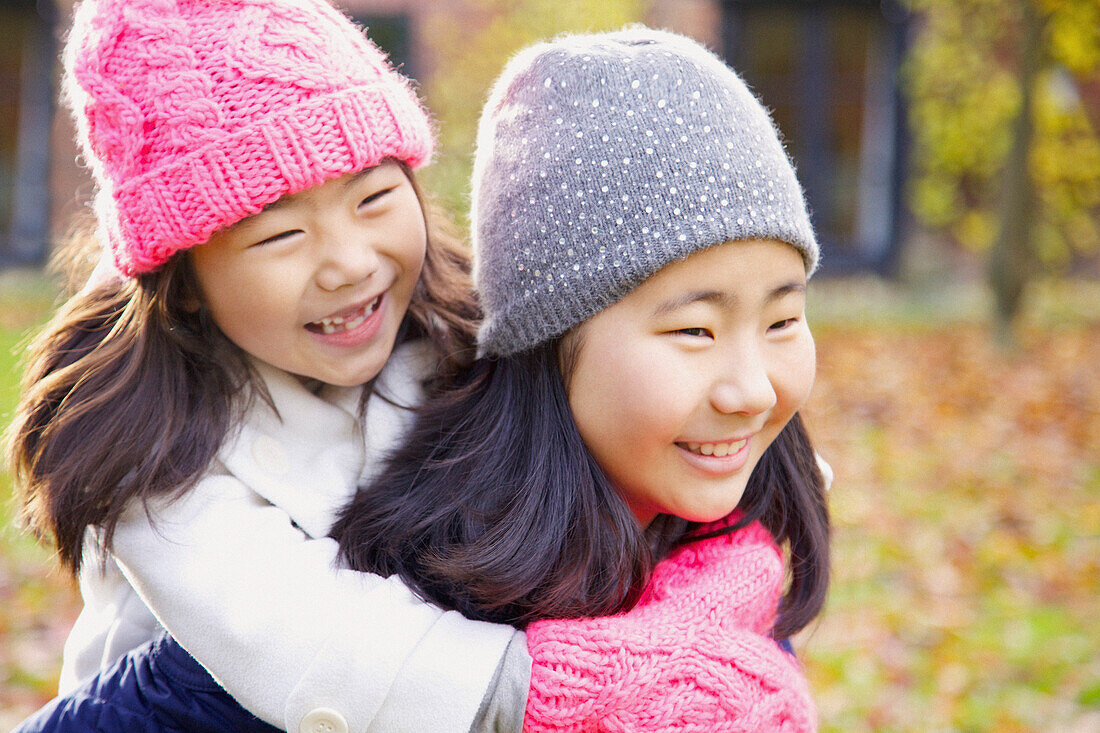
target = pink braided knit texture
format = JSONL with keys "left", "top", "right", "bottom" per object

{"left": 524, "top": 520, "right": 817, "bottom": 732}
{"left": 63, "top": 0, "right": 434, "bottom": 275}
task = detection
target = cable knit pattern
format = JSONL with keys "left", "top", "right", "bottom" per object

{"left": 63, "top": 0, "right": 434, "bottom": 275}
{"left": 524, "top": 520, "right": 817, "bottom": 732}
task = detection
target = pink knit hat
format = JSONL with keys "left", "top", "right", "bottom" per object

{"left": 63, "top": 0, "right": 434, "bottom": 275}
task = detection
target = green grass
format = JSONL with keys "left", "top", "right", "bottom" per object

{"left": 0, "top": 270, "right": 80, "bottom": 728}
{"left": 0, "top": 269, "right": 58, "bottom": 534}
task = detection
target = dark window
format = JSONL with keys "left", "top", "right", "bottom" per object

{"left": 0, "top": 0, "right": 56, "bottom": 267}
{"left": 722, "top": 0, "right": 908, "bottom": 274}
{"left": 0, "top": 8, "right": 26, "bottom": 244}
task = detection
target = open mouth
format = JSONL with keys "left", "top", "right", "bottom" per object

{"left": 677, "top": 439, "right": 748, "bottom": 458}
{"left": 306, "top": 294, "right": 382, "bottom": 335}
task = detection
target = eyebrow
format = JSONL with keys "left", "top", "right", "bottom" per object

{"left": 651, "top": 281, "right": 806, "bottom": 318}
{"left": 768, "top": 281, "right": 807, "bottom": 301}
{"left": 652, "top": 290, "right": 734, "bottom": 318}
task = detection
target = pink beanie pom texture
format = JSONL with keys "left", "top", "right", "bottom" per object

{"left": 63, "top": 0, "right": 434, "bottom": 275}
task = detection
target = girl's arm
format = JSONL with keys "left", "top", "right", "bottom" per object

{"left": 110, "top": 473, "right": 519, "bottom": 733}
{"left": 17, "top": 628, "right": 527, "bottom": 733}
{"left": 30, "top": 519, "right": 807, "bottom": 733}
{"left": 522, "top": 521, "right": 817, "bottom": 732}
{"left": 105, "top": 345, "right": 522, "bottom": 732}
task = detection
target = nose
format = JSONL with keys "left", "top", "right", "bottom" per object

{"left": 710, "top": 346, "right": 777, "bottom": 416}
{"left": 314, "top": 225, "right": 380, "bottom": 292}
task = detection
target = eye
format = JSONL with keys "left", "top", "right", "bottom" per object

{"left": 672, "top": 327, "right": 713, "bottom": 338}
{"left": 359, "top": 187, "right": 395, "bottom": 209}
{"left": 768, "top": 317, "right": 799, "bottom": 332}
{"left": 250, "top": 230, "right": 302, "bottom": 248}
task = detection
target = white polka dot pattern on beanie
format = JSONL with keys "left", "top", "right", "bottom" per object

{"left": 472, "top": 26, "right": 818, "bottom": 357}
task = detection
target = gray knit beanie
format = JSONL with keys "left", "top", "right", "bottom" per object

{"left": 472, "top": 26, "right": 817, "bottom": 357}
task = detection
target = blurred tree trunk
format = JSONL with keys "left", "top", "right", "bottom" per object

{"left": 988, "top": 0, "right": 1043, "bottom": 348}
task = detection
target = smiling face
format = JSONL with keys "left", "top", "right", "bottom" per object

{"left": 189, "top": 161, "right": 427, "bottom": 387}
{"left": 565, "top": 239, "right": 816, "bottom": 527}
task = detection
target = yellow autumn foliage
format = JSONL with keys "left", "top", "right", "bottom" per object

{"left": 904, "top": 0, "right": 1100, "bottom": 266}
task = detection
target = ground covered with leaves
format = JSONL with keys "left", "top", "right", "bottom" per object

{"left": 0, "top": 279, "right": 1097, "bottom": 731}
{"left": 801, "top": 322, "right": 1099, "bottom": 732}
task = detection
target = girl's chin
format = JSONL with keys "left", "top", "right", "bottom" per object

{"left": 681, "top": 507, "right": 742, "bottom": 524}
{"left": 639, "top": 503, "right": 744, "bottom": 528}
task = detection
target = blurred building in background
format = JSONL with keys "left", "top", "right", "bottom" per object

{"left": 2, "top": 0, "right": 911, "bottom": 273}
{"left": 0, "top": 0, "right": 56, "bottom": 268}
{"left": 720, "top": 0, "right": 909, "bottom": 274}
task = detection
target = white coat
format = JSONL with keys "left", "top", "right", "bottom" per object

{"left": 59, "top": 341, "right": 522, "bottom": 732}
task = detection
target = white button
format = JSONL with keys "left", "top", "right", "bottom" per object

{"left": 299, "top": 707, "right": 349, "bottom": 733}
{"left": 251, "top": 435, "right": 289, "bottom": 476}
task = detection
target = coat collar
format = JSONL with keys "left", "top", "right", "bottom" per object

{"left": 217, "top": 340, "right": 435, "bottom": 539}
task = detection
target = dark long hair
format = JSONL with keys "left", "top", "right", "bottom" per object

{"left": 333, "top": 340, "right": 829, "bottom": 638}
{"left": 6, "top": 163, "right": 479, "bottom": 575}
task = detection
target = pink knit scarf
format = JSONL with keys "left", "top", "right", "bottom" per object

{"left": 524, "top": 519, "right": 817, "bottom": 732}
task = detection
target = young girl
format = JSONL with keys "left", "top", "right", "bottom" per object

{"left": 9, "top": 0, "right": 529, "bottom": 728}
{"left": 17, "top": 24, "right": 829, "bottom": 732}
{"left": 340, "top": 26, "right": 832, "bottom": 729}
{"left": 10, "top": 2, "right": 824, "bottom": 731}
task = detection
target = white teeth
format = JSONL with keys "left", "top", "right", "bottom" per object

{"left": 313, "top": 296, "right": 380, "bottom": 334}
{"left": 684, "top": 439, "right": 747, "bottom": 457}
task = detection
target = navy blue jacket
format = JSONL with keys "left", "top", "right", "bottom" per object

{"left": 14, "top": 633, "right": 278, "bottom": 733}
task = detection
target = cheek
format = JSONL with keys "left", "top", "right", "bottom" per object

{"left": 402, "top": 243, "right": 427, "bottom": 297}
{"left": 774, "top": 332, "right": 817, "bottom": 415}
{"left": 569, "top": 346, "right": 632, "bottom": 443}
{"left": 196, "top": 257, "right": 296, "bottom": 340}
{"left": 570, "top": 340, "right": 691, "bottom": 457}
{"left": 391, "top": 193, "right": 429, "bottom": 278}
